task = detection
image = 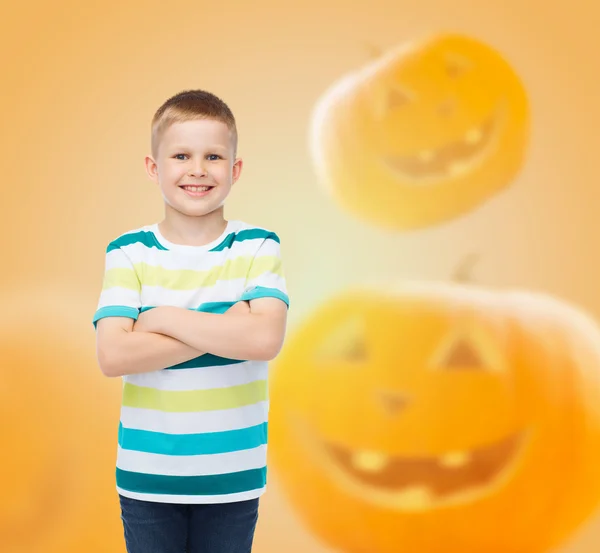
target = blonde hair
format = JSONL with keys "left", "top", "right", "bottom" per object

{"left": 151, "top": 89, "right": 237, "bottom": 157}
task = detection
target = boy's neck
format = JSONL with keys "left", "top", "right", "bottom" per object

{"left": 158, "top": 209, "right": 229, "bottom": 247}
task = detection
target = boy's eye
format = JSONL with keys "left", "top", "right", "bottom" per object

{"left": 173, "top": 154, "right": 221, "bottom": 160}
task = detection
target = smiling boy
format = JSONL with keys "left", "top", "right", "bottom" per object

{"left": 93, "top": 90, "right": 289, "bottom": 553}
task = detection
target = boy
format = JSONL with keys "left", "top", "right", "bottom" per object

{"left": 93, "top": 89, "right": 289, "bottom": 553}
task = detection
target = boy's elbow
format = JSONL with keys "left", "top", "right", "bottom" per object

{"left": 255, "top": 334, "right": 284, "bottom": 361}
{"left": 96, "top": 318, "right": 134, "bottom": 377}
{"left": 245, "top": 311, "right": 287, "bottom": 361}
{"left": 101, "top": 364, "right": 122, "bottom": 378}
{"left": 97, "top": 349, "right": 122, "bottom": 378}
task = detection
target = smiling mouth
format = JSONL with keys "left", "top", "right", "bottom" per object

{"left": 383, "top": 112, "right": 499, "bottom": 183}
{"left": 179, "top": 185, "right": 214, "bottom": 197}
{"left": 296, "top": 417, "right": 527, "bottom": 511}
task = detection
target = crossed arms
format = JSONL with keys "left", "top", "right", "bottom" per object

{"left": 95, "top": 298, "right": 287, "bottom": 378}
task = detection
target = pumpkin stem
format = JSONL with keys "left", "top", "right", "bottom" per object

{"left": 452, "top": 253, "right": 479, "bottom": 282}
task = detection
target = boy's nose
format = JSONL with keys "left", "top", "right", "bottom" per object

{"left": 188, "top": 164, "right": 207, "bottom": 177}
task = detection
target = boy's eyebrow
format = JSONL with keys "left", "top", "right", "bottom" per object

{"left": 169, "top": 144, "right": 230, "bottom": 151}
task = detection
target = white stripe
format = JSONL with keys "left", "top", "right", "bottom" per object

{"left": 97, "top": 288, "right": 141, "bottom": 310}
{"left": 119, "top": 401, "right": 269, "bottom": 434}
{"left": 116, "top": 445, "right": 267, "bottom": 476}
{"left": 105, "top": 248, "right": 137, "bottom": 270}
{"left": 97, "top": 275, "right": 286, "bottom": 312}
{"left": 125, "top": 361, "right": 268, "bottom": 391}
{"left": 121, "top": 238, "right": 273, "bottom": 271}
{"left": 117, "top": 486, "right": 265, "bottom": 504}
{"left": 244, "top": 274, "right": 288, "bottom": 295}
{"left": 253, "top": 239, "right": 281, "bottom": 257}
{"left": 140, "top": 278, "right": 246, "bottom": 308}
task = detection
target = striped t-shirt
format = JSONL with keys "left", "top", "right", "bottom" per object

{"left": 92, "top": 219, "right": 289, "bottom": 504}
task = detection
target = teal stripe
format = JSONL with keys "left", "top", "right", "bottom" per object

{"left": 107, "top": 231, "right": 168, "bottom": 253}
{"left": 93, "top": 306, "right": 139, "bottom": 328}
{"left": 140, "top": 301, "right": 237, "bottom": 316}
{"left": 168, "top": 354, "right": 245, "bottom": 370}
{"left": 118, "top": 422, "right": 267, "bottom": 455}
{"left": 209, "top": 229, "right": 280, "bottom": 252}
{"left": 240, "top": 286, "right": 289, "bottom": 307}
{"left": 116, "top": 467, "right": 266, "bottom": 495}
{"left": 194, "top": 301, "right": 237, "bottom": 314}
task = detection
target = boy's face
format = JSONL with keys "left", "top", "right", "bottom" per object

{"left": 145, "top": 118, "right": 242, "bottom": 219}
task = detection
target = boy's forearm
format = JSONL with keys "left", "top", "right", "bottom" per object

{"left": 104, "top": 328, "right": 205, "bottom": 377}
{"left": 150, "top": 308, "right": 277, "bottom": 361}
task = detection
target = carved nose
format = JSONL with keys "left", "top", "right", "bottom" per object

{"left": 438, "top": 98, "right": 456, "bottom": 117}
{"left": 377, "top": 390, "right": 409, "bottom": 415}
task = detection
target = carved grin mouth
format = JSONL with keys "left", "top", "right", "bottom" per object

{"left": 295, "top": 417, "right": 527, "bottom": 511}
{"left": 383, "top": 112, "right": 498, "bottom": 183}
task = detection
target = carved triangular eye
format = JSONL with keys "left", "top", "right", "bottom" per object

{"left": 315, "top": 317, "right": 367, "bottom": 362}
{"left": 445, "top": 53, "right": 472, "bottom": 78}
{"left": 439, "top": 337, "right": 486, "bottom": 370}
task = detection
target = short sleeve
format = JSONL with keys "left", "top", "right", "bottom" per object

{"left": 92, "top": 245, "right": 142, "bottom": 329}
{"left": 240, "top": 233, "right": 289, "bottom": 308}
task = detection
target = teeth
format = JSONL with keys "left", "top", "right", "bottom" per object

{"left": 183, "top": 186, "right": 210, "bottom": 192}
{"left": 351, "top": 450, "right": 389, "bottom": 472}
{"left": 439, "top": 451, "right": 470, "bottom": 468}
{"left": 464, "top": 128, "right": 482, "bottom": 144}
{"left": 418, "top": 150, "right": 435, "bottom": 163}
{"left": 394, "top": 485, "right": 434, "bottom": 509}
{"left": 448, "top": 161, "right": 471, "bottom": 176}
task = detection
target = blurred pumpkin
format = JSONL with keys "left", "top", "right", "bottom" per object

{"left": 269, "top": 282, "right": 600, "bottom": 553}
{"left": 0, "top": 292, "right": 124, "bottom": 553}
{"left": 310, "top": 34, "right": 529, "bottom": 230}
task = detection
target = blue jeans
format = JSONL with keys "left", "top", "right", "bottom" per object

{"left": 119, "top": 494, "right": 260, "bottom": 553}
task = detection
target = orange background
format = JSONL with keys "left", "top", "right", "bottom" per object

{"left": 2, "top": 0, "right": 600, "bottom": 551}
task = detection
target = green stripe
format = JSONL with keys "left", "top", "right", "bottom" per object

{"left": 209, "top": 229, "right": 280, "bottom": 252}
{"left": 240, "top": 286, "right": 289, "bottom": 307}
{"left": 103, "top": 257, "right": 283, "bottom": 292}
{"left": 116, "top": 467, "right": 266, "bottom": 495}
{"left": 247, "top": 256, "right": 283, "bottom": 280}
{"left": 108, "top": 232, "right": 168, "bottom": 252}
{"left": 133, "top": 256, "right": 260, "bottom": 290}
{"left": 132, "top": 255, "right": 283, "bottom": 290}
{"left": 122, "top": 380, "right": 267, "bottom": 412}
{"left": 103, "top": 267, "right": 141, "bottom": 291}
{"left": 118, "top": 422, "right": 267, "bottom": 455}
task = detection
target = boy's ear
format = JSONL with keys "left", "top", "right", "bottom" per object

{"left": 145, "top": 155, "right": 159, "bottom": 183}
{"left": 232, "top": 157, "right": 243, "bottom": 185}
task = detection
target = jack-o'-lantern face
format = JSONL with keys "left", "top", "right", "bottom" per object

{"left": 270, "top": 284, "right": 600, "bottom": 553}
{"left": 310, "top": 34, "right": 529, "bottom": 230}
{"left": 297, "top": 315, "right": 524, "bottom": 512}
